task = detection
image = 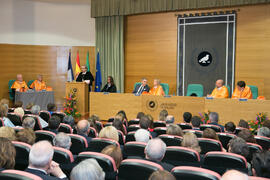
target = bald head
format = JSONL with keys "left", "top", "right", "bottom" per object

{"left": 37, "top": 75, "right": 43, "bottom": 81}
{"left": 221, "top": 170, "right": 248, "bottom": 180}
{"left": 216, "top": 79, "right": 224, "bottom": 88}
{"left": 145, "top": 138, "right": 166, "bottom": 161}
{"left": 77, "top": 120, "right": 90, "bottom": 135}
{"left": 17, "top": 74, "right": 23, "bottom": 82}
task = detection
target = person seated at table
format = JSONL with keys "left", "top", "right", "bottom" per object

{"left": 232, "top": 81, "right": 253, "bottom": 99}
{"left": 101, "top": 76, "right": 117, "bottom": 93}
{"left": 11, "top": 74, "right": 29, "bottom": 92}
{"left": 30, "top": 75, "right": 47, "bottom": 91}
{"left": 133, "top": 78, "right": 150, "bottom": 95}
{"left": 76, "top": 65, "right": 94, "bottom": 92}
{"left": 149, "top": 79, "right": 165, "bottom": 96}
{"left": 207, "top": 79, "right": 229, "bottom": 98}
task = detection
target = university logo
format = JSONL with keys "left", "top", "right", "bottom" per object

{"left": 146, "top": 100, "right": 158, "bottom": 111}
{"left": 198, "top": 51, "right": 212, "bottom": 66}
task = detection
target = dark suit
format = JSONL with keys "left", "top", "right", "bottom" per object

{"left": 76, "top": 71, "right": 94, "bottom": 91}
{"left": 101, "top": 84, "right": 117, "bottom": 93}
{"left": 133, "top": 84, "right": 150, "bottom": 95}
{"left": 209, "top": 122, "right": 225, "bottom": 132}
{"left": 25, "top": 168, "right": 67, "bottom": 180}
{"left": 78, "top": 133, "right": 92, "bottom": 145}
{"left": 146, "top": 159, "right": 174, "bottom": 172}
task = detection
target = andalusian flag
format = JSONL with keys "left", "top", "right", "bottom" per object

{"left": 75, "top": 51, "right": 81, "bottom": 75}
{"left": 86, "top": 51, "right": 90, "bottom": 72}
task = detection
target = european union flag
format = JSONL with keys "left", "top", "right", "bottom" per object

{"left": 95, "top": 52, "right": 102, "bottom": 92}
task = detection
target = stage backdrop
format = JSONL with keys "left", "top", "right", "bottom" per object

{"left": 178, "top": 12, "right": 236, "bottom": 96}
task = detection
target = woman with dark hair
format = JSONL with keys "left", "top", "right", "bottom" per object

{"left": 101, "top": 76, "right": 117, "bottom": 93}
{"left": 0, "top": 137, "right": 16, "bottom": 170}
{"left": 113, "top": 117, "right": 126, "bottom": 135}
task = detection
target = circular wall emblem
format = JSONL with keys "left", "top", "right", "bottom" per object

{"left": 146, "top": 100, "right": 158, "bottom": 111}
{"left": 72, "top": 88, "right": 78, "bottom": 93}
{"left": 197, "top": 51, "right": 212, "bottom": 66}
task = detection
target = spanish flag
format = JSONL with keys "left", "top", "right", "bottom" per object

{"left": 75, "top": 51, "right": 81, "bottom": 76}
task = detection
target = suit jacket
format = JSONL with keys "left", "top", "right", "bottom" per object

{"left": 209, "top": 122, "right": 225, "bottom": 132}
{"left": 101, "top": 84, "right": 117, "bottom": 93}
{"left": 76, "top": 71, "right": 94, "bottom": 91}
{"left": 25, "top": 168, "right": 68, "bottom": 180}
{"left": 78, "top": 133, "right": 92, "bottom": 145}
{"left": 146, "top": 159, "right": 174, "bottom": 172}
{"left": 133, "top": 84, "right": 150, "bottom": 94}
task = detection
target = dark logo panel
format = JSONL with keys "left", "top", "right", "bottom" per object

{"left": 198, "top": 51, "right": 212, "bottom": 66}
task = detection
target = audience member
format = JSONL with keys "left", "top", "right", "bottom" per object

{"left": 113, "top": 116, "right": 126, "bottom": 135}
{"left": 88, "top": 114, "right": 100, "bottom": 133}
{"left": 140, "top": 115, "right": 157, "bottom": 138}
{"left": 183, "top": 112, "right": 192, "bottom": 123}
{"left": 238, "top": 129, "right": 256, "bottom": 143}
{"left": 0, "top": 98, "right": 9, "bottom": 107}
{"left": 146, "top": 114, "right": 154, "bottom": 131}
{"left": 135, "top": 129, "right": 150, "bottom": 143}
{"left": 257, "top": 127, "right": 270, "bottom": 137}
{"left": 48, "top": 116, "right": 61, "bottom": 134}
{"left": 202, "top": 128, "right": 219, "bottom": 140}
{"left": 63, "top": 115, "right": 75, "bottom": 130}
{"left": 166, "top": 124, "right": 183, "bottom": 136}
{"left": 31, "top": 105, "right": 48, "bottom": 128}
{"left": 22, "top": 117, "right": 35, "bottom": 129}
{"left": 252, "top": 151, "right": 270, "bottom": 178}
{"left": 13, "top": 101, "right": 23, "bottom": 108}
{"left": 25, "top": 102, "right": 34, "bottom": 110}
{"left": 148, "top": 170, "right": 176, "bottom": 180}
{"left": 136, "top": 112, "right": 145, "bottom": 120}
{"left": 101, "top": 145, "right": 123, "bottom": 169}
{"left": 208, "top": 112, "right": 224, "bottom": 132}
{"left": 145, "top": 138, "right": 174, "bottom": 171}
{"left": 165, "top": 115, "right": 175, "bottom": 124}
{"left": 25, "top": 141, "right": 67, "bottom": 179}
{"left": 225, "top": 121, "right": 236, "bottom": 134}
{"left": 0, "top": 137, "right": 16, "bottom": 170}
{"left": 181, "top": 132, "right": 201, "bottom": 153}
{"left": 99, "top": 126, "right": 119, "bottom": 142}
{"left": 16, "top": 128, "right": 36, "bottom": 145}
{"left": 191, "top": 116, "right": 201, "bottom": 130}
{"left": 47, "top": 103, "right": 57, "bottom": 115}
{"left": 76, "top": 120, "right": 91, "bottom": 144}
{"left": 238, "top": 119, "right": 249, "bottom": 129}
{"left": 263, "top": 119, "right": 270, "bottom": 130}
{"left": 14, "top": 107, "right": 24, "bottom": 117}
{"left": 0, "top": 103, "right": 15, "bottom": 127}
{"left": 0, "top": 127, "right": 16, "bottom": 141}
{"left": 117, "top": 110, "right": 128, "bottom": 121}
{"left": 70, "top": 159, "right": 105, "bottom": 180}
{"left": 221, "top": 170, "right": 249, "bottom": 180}
{"left": 53, "top": 133, "right": 72, "bottom": 150}
{"left": 159, "top": 110, "right": 168, "bottom": 121}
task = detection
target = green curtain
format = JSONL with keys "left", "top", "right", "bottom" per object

{"left": 95, "top": 16, "right": 124, "bottom": 93}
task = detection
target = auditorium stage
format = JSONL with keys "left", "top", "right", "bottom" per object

{"left": 89, "top": 92, "right": 270, "bottom": 125}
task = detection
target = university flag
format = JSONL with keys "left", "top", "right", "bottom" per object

{"left": 67, "top": 52, "right": 74, "bottom": 82}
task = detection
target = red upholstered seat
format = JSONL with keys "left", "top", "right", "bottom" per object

{"left": 118, "top": 130, "right": 125, "bottom": 145}
{"left": 247, "top": 142, "right": 262, "bottom": 162}
{"left": 249, "top": 176, "right": 270, "bottom": 180}
{"left": 159, "top": 134, "right": 182, "bottom": 146}
{"left": 68, "top": 134, "right": 88, "bottom": 155}
{"left": 123, "top": 141, "right": 147, "bottom": 158}
{"left": 35, "top": 130, "right": 56, "bottom": 144}
{"left": 153, "top": 120, "right": 166, "bottom": 128}
{"left": 87, "top": 138, "right": 120, "bottom": 152}
{"left": 198, "top": 138, "right": 223, "bottom": 154}
{"left": 58, "top": 123, "right": 73, "bottom": 134}
{"left": 7, "top": 113, "right": 22, "bottom": 126}
{"left": 0, "top": 169, "right": 43, "bottom": 180}
{"left": 53, "top": 146, "right": 74, "bottom": 164}
{"left": 89, "top": 127, "right": 98, "bottom": 138}
{"left": 51, "top": 112, "right": 66, "bottom": 122}
{"left": 0, "top": 117, "right": 4, "bottom": 127}
{"left": 217, "top": 132, "right": 236, "bottom": 149}
{"left": 153, "top": 127, "right": 167, "bottom": 136}
{"left": 127, "top": 124, "right": 140, "bottom": 133}
{"left": 39, "top": 110, "right": 51, "bottom": 123}
{"left": 200, "top": 124, "right": 221, "bottom": 132}
{"left": 183, "top": 129, "right": 203, "bottom": 138}
{"left": 12, "top": 141, "right": 32, "bottom": 170}
{"left": 96, "top": 121, "right": 103, "bottom": 132}
{"left": 178, "top": 123, "right": 192, "bottom": 130}
{"left": 128, "top": 119, "right": 140, "bottom": 126}
{"left": 255, "top": 135, "right": 270, "bottom": 150}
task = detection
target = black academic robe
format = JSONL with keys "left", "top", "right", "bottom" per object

{"left": 101, "top": 84, "right": 117, "bottom": 93}
{"left": 76, "top": 71, "right": 94, "bottom": 91}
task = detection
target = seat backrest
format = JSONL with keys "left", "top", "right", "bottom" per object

{"left": 12, "top": 141, "right": 32, "bottom": 171}
{"left": 226, "top": 85, "right": 231, "bottom": 97}
{"left": 8, "top": 80, "right": 16, "bottom": 101}
{"left": 123, "top": 142, "right": 147, "bottom": 158}
{"left": 217, "top": 133, "right": 236, "bottom": 150}
{"left": 118, "top": 130, "right": 125, "bottom": 145}
{"left": 134, "top": 82, "right": 142, "bottom": 90}
{"left": 153, "top": 127, "right": 167, "bottom": 136}
{"left": 51, "top": 112, "right": 65, "bottom": 122}
{"left": 7, "top": 113, "right": 22, "bottom": 126}
{"left": 126, "top": 132, "right": 136, "bottom": 143}
{"left": 198, "top": 138, "right": 222, "bottom": 154}
{"left": 0, "top": 170, "right": 42, "bottom": 180}
{"left": 127, "top": 125, "right": 140, "bottom": 133}
{"left": 68, "top": 134, "right": 88, "bottom": 155}
{"left": 203, "top": 151, "right": 248, "bottom": 175}
{"left": 153, "top": 121, "right": 166, "bottom": 128}
{"left": 27, "top": 80, "right": 35, "bottom": 87}
{"left": 246, "top": 142, "right": 262, "bottom": 162}
{"left": 178, "top": 123, "right": 192, "bottom": 130}
{"left": 39, "top": 111, "right": 51, "bottom": 123}
{"left": 89, "top": 127, "right": 98, "bottom": 138}
{"left": 0, "top": 117, "right": 4, "bottom": 127}
{"left": 255, "top": 136, "right": 270, "bottom": 150}
{"left": 58, "top": 123, "right": 73, "bottom": 134}
{"left": 23, "top": 115, "right": 42, "bottom": 131}
{"left": 24, "top": 110, "right": 32, "bottom": 115}
{"left": 249, "top": 176, "right": 270, "bottom": 180}
{"left": 87, "top": 138, "right": 120, "bottom": 152}
{"left": 235, "top": 127, "right": 246, "bottom": 135}
{"left": 183, "top": 129, "right": 203, "bottom": 138}
{"left": 104, "top": 122, "right": 113, "bottom": 127}
{"left": 187, "top": 84, "right": 204, "bottom": 97}
{"left": 172, "top": 166, "right": 221, "bottom": 180}
{"left": 118, "top": 159, "right": 163, "bottom": 180}
{"left": 96, "top": 121, "right": 103, "bottom": 132}
{"left": 200, "top": 124, "right": 221, "bottom": 132}
{"left": 128, "top": 119, "right": 140, "bottom": 126}
{"left": 53, "top": 146, "right": 74, "bottom": 164}
{"left": 160, "top": 83, "right": 169, "bottom": 95}
{"left": 35, "top": 130, "right": 56, "bottom": 144}
{"left": 13, "top": 127, "right": 23, "bottom": 133}
{"left": 163, "top": 146, "right": 200, "bottom": 167}
{"left": 247, "top": 85, "right": 258, "bottom": 99}
{"left": 159, "top": 134, "right": 182, "bottom": 147}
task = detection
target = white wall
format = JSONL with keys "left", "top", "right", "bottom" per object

{"left": 0, "top": 0, "right": 95, "bottom": 46}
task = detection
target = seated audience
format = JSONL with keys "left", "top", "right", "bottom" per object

{"left": 257, "top": 127, "right": 270, "bottom": 137}
{"left": 145, "top": 138, "right": 174, "bottom": 171}
{"left": 165, "top": 115, "right": 175, "bottom": 124}
{"left": 0, "top": 127, "right": 16, "bottom": 141}
{"left": 225, "top": 121, "right": 236, "bottom": 134}
{"left": 0, "top": 103, "right": 15, "bottom": 127}
{"left": 238, "top": 119, "right": 249, "bottom": 129}
{"left": 202, "top": 128, "right": 219, "bottom": 140}
{"left": 0, "top": 137, "right": 16, "bottom": 170}
{"left": 149, "top": 79, "right": 165, "bottom": 96}
{"left": 208, "top": 112, "right": 224, "bottom": 132}
{"left": 14, "top": 107, "right": 24, "bottom": 117}
{"left": 48, "top": 116, "right": 61, "bottom": 134}
{"left": 252, "top": 151, "right": 270, "bottom": 178}
{"left": 11, "top": 74, "right": 29, "bottom": 92}
{"left": 101, "top": 145, "right": 123, "bottom": 169}
{"left": 263, "top": 119, "right": 270, "bottom": 130}
{"left": 31, "top": 105, "right": 48, "bottom": 128}
{"left": 232, "top": 81, "right": 252, "bottom": 99}
{"left": 183, "top": 112, "right": 192, "bottom": 123}
{"left": 208, "top": 79, "right": 229, "bottom": 98}
{"left": 159, "top": 109, "right": 168, "bottom": 121}
{"left": 133, "top": 78, "right": 150, "bottom": 95}
{"left": 22, "top": 117, "right": 35, "bottom": 129}
{"left": 13, "top": 101, "right": 23, "bottom": 108}
{"left": 70, "top": 159, "right": 105, "bottom": 180}
{"left": 63, "top": 115, "right": 75, "bottom": 130}
{"left": 191, "top": 116, "right": 201, "bottom": 130}
{"left": 16, "top": 128, "right": 36, "bottom": 145}
{"left": 136, "top": 112, "right": 145, "bottom": 120}
{"left": 101, "top": 76, "right": 117, "bottom": 93}
{"left": 181, "top": 132, "right": 201, "bottom": 154}
{"left": 149, "top": 170, "right": 176, "bottom": 180}
{"left": 25, "top": 141, "right": 67, "bottom": 179}
{"left": 76, "top": 120, "right": 92, "bottom": 144}
{"left": 53, "top": 133, "right": 72, "bottom": 150}
{"left": 99, "top": 126, "right": 119, "bottom": 142}
{"left": 221, "top": 170, "right": 249, "bottom": 180}
{"left": 88, "top": 114, "right": 100, "bottom": 133}
{"left": 47, "top": 103, "right": 57, "bottom": 115}
{"left": 25, "top": 102, "right": 34, "bottom": 110}
{"left": 238, "top": 129, "right": 256, "bottom": 143}
{"left": 146, "top": 114, "right": 154, "bottom": 132}
{"left": 166, "top": 124, "right": 183, "bottom": 136}
{"left": 113, "top": 117, "right": 126, "bottom": 135}
{"left": 135, "top": 129, "right": 150, "bottom": 143}
{"left": 117, "top": 110, "right": 128, "bottom": 122}
{"left": 0, "top": 98, "right": 9, "bottom": 107}
{"left": 140, "top": 115, "right": 157, "bottom": 138}
{"left": 30, "top": 75, "right": 47, "bottom": 91}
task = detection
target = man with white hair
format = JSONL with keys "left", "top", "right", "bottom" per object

{"left": 25, "top": 141, "right": 67, "bottom": 180}
{"left": 221, "top": 170, "right": 248, "bottom": 180}
{"left": 22, "top": 117, "right": 36, "bottom": 129}
{"left": 135, "top": 129, "right": 150, "bottom": 143}
{"left": 53, "top": 133, "right": 72, "bottom": 150}
{"left": 11, "top": 74, "right": 29, "bottom": 92}
{"left": 145, "top": 138, "right": 173, "bottom": 171}
{"left": 208, "top": 79, "right": 229, "bottom": 98}
{"left": 31, "top": 105, "right": 48, "bottom": 128}
{"left": 257, "top": 127, "right": 270, "bottom": 137}
{"left": 165, "top": 115, "right": 175, "bottom": 124}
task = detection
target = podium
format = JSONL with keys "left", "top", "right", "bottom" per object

{"left": 65, "top": 82, "right": 89, "bottom": 115}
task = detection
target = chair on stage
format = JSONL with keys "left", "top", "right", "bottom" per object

{"left": 248, "top": 85, "right": 258, "bottom": 99}
{"left": 8, "top": 80, "right": 16, "bottom": 101}
{"left": 27, "top": 80, "right": 34, "bottom": 88}
{"left": 160, "top": 83, "right": 169, "bottom": 96}
{"left": 186, "top": 84, "right": 204, "bottom": 97}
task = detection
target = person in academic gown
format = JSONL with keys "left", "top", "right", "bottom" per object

{"left": 149, "top": 79, "right": 165, "bottom": 96}
{"left": 76, "top": 65, "right": 94, "bottom": 91}
{"left": 133, "top": 78, "right": 150, "bottom": 95}
{"left": 11, "top": 74, "right": 29, "bottom": 92}
{"left": 232, "top": 81, "right": 253, "bottom": 99}
{"left": 101, "top": 76, "right": 117, "bottom": 93}
{"left": 208, "top": 79, "right": 229, "bottom": 98}
{"left": 30, "top": 75, "right": 47, "bottom": 91}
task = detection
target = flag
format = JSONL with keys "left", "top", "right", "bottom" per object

{"left": 95, "top": 52, "right": 102, "bottom": 92}
{"left": 67, "top": 52, "right": 74, "bottom": 82}
{"left": 86, "top": 51, "right": 90, "bottom": 72}
{"left": 75, "top": 51, "right": 81, "bottom": 76}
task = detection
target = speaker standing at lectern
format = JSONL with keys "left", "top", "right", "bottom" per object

{"left": 76, "top": 65, "right": 94, "bottom": 92}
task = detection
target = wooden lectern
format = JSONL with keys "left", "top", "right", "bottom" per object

{"left": 65, "top": 82, "right": 89, "bottom": 115}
